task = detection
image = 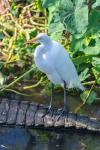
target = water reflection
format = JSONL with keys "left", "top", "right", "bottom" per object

{"left": 0, "top": 127, "right": 99, "bottom": 150}
{"left": 0, "top": 127, "right": 30, "bottom": 150}
{"left": 0, "top": 127, "right": 100, "bottom": 150}
{"left": 29, "top": 129, "right": 100, "bottom": 150}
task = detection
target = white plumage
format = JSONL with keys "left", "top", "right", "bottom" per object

{"left": 33, "top": 33, "right": 84, "bottom": 91}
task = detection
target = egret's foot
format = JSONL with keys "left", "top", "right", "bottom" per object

{"left": 42, "top": 106, "right": 53, "bottom": 118}
{"left": 46, "top": 106, "right": 53, "bottom": 114}
{"left": 56, "top": 107, "right": 68, "bottom": 121}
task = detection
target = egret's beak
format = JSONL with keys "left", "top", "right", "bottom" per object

{"left": 26, "top": 37, "right": 38, "bottom": 44}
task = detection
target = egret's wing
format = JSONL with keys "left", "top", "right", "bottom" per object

{"left": 53, "top": 42, "right": 84, "bottom": 89}
{"left": 34, "top": 44, "right": 56, "bottom": 74}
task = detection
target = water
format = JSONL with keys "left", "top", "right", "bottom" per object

{"left": 0, "top": 88, "right": 100, "bottom": 150}
{"left": 0, "top": 127, "right": 100, "bottom": 150}
{"left": 27, "top": 129, "right": 100, "bottom": 150}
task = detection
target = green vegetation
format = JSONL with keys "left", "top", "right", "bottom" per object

{"left": 0, "top": 0, "right": 100, "bottom": 104}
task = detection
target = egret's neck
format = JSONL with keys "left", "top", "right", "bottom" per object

{"left": 34, "top": 43, "right": 47, "bottom": 57}
{"left": 34, "top": 45, "right": 43, "bottom": 60}
{"left": 39, "top": 38, "right": 52, "bottom": 46}
{"left": 34, "top": 42, "right": 52, "bottom": 62}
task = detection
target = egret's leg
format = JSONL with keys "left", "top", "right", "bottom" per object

{"left": 57, "top": 81, "right": 68, "bottom": 120}
{"left": 42, "top": 83, "right": 54, "bottom": 117}
{"left": 49, "top": 83, "right": 54, "bottom": 109}
{"left": 63, "top": 81, "right": 68, "bottom": 111}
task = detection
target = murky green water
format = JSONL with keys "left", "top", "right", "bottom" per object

{"left": 0, "top": 88, "right": 100, "bottom": 150}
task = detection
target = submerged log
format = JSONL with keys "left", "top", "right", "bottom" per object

{"left": 0, "top": 99, "right": 100, "bottom": 133}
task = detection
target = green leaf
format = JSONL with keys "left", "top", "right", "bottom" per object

{"left": 92, "top": 0, "right": 100, "bottom": 8}
{"left": 47, "top": 0, "right": 74, "bottom": 38}
{"left": 43, "top": 0, "right": 73, "bottom": 10}
{"left": 82, "top": 46, "right": 100, "bottom": 55}
{"left": 75, "top": 0, "right": 86, "bottom": 7}
{"left": 61, "top": 0, "right": 88, "bottom": 38}
{"left": 59, "top": 0, "right": 73, "bottom": 10}
{"left": 29, "top": 29, "right": 37, "bottom": 38}
{"left": 79, "top": 68, "right": 90, "bottom": 82}
{"left": 70, "top": 36, "right": 84, "bottom": 52}
{"left": 63, "top": 11, "right": 76, "bottom": 34}
{"left": 88, "top": 10, "right": 100, "bottom": 31}
{"left": 80, "top": 90, "right": 97, "bottom": 105}
{"left": 48, "top": 12, "right": 64, "bottom": 40}
{"left": 92, "top": 67, "right": 100, "bottom": 84}
{"left": 47, "top": 0, "right": 89, "bottom": 39}
{"left": 50, "top": 32, "right": 63, "bottom": 41}
{"left": 0, "top": 31, "right": 4, "bottom": 40}
{"left": 72, "top": 56, "right": 92, "bottom": 66}
{"left": 92, "top": 57, "right": 100, "bottom": 68}
{"left": 74, "top": 5, "right": 88, "bottom": 38}
{"left": 49, "top": 21, "right": 64, "bottom": 34}
{"left": 41, "top": 0, "right": 58, "bottom": 8}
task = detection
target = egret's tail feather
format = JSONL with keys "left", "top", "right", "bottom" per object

{"left": 78, "top": 84, "right": 85, "bottom": 91}
{"left": 63, "top": 81, "right": 85, "bottom": 91}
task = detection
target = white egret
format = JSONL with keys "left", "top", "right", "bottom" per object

{"left": 27, "top": 33, "right": 85, "bottom": 114}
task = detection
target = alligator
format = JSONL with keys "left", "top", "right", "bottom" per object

{"left": 0, "top": 99, "right": 100, "bottom": 133}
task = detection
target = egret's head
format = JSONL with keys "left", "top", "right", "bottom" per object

{"left": 27, "top": 33, "right": 51, "bottom": 44}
